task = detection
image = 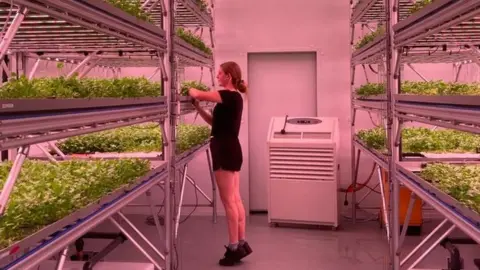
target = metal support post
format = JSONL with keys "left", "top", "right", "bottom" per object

{"left": 455, "top": 64, "right": 463, "bottom": 82}
{"left": 55, "top": 247, "right": 69, "bottom": 270}
{"left": 165, "top": 0, "right": 175, "bottom": 267}
{"left": 175, "top": 164, "right": 188, "bottom": 238}
{"left": 362, "top": 64, "right": 370, "bottom": 83}
{"left": 377, "top": 165, "right": 390, "bottom": 241}
{"left": 78, "top": 58, "right": 102, "bottom": 79}
{"left": 1, "top": 60, "right": 10, "bottom": 79}
{"left": 0, "top": 7, "right": 27, "bottom": 61}
{"left": 67, "top": 51, "right": 99, "bottom": 78}
{"left": 146, "top": 190, "right": 165, "bottom": 239}
{"left": 28, "top": 58, "right": 41, "bottom": 80}
{"left": 0, "top": 146, "right": 29, "bottom": 215}
{"left": 36, "top": 144, "right": 59, "bottom": 164}
{"left": 209, "top": 27, "right": 216, "bottom": 88}
{"left": 406, "top": 224, "right": 456, "bottom": 270}
{"left": 349, "top": 20, "right": 357, "bottom": 224}
{"left": 109, "top": 217, "right": 164, "bottom": 269}
{"left": 386, "top": 0, "right": 399, "bottom": 268}
{"left": 397, "top": 193, "right": 416, "bottom": 254}
{"left": 142, "top": 0, "right": 154, "bottom": 8}
{"left": 406, "top": 64, "right": 428, "bottom": 82}
{"left": 206, "top": 149, "right": 217, "bottom": 223}
{"left": 149, "top": 67, "right": 161, "bottom": 80}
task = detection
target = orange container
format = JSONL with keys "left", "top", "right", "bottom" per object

{"left": 379, "top": 168, "right": 423, "bottom": 227}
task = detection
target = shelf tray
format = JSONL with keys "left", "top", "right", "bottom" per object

{"left": 0, "top": 162, "right": 168, "bottom": 269}
{"left": 2, "top": 0, "right": 167, "bottom": 53}
{"left": 393, "top": 0, "right": 480, "bottom": 48}
{"left": 353, "top": 98, "right": 387, "bottom": 113}
{"left": 352, "top": 34, "right": 386, "bottom": 65}
{"left": 0, "top": 102, "right": 168, "bottom": 151}
{"left": 174, "top": 37, "right": 213, "bottom": 67}
{"left": 351, "top": 0, "right": 415, "bottom": 24}
{"left": 395, "top": 95, "right": 480, "bottom": 134}
{"left": 353, "top": 137, "right": 389, "bottom": 170}
{"left": 396, "top": 94, "right": 480, "bottom": 107}
{"left": 396, "top": 164, "right": 480, "bottom": 244}
{"left": 175, "top": 0, "right": 214, "bottom": 27}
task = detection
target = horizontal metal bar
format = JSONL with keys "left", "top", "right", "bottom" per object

{"left": 3, "top": 0, "right": 167, "bottom": 51}
{"left": 176, "top": 0, "right": 214, "bottom": 27}
{"left": 395, "top": 102, "right": 480, "bottom": 134}
{"left": 395, "top": 94, "right": 480, "bottom": 107}
{"left": 394, "top": 0, "right": 480, "bottom": 48}
{"left": 0, "top": 97, "right": 166, "bottom": 114}
{"left": 0, "top": 163, "right": 168, "bottom": 269}
{"left": 351, "top": 0, "right": 414, "bottom": 24}
{"left": 0, "top": 114, "right": 165, "bottom": 151}
{"left": 396, "top": 165, "right": 480, "bottom": 244}
{"left": 353, "top": 98, "right": 387, "bottom": 113}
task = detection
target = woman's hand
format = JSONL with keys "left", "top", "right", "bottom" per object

{"left": 191, "top": 98, "right": 200, "bottom": 108}
{"left": 188, "top": 88, "right": 197, "bottom": 99}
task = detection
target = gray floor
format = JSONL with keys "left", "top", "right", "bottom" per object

{"left": 78, "top": 214, "right": 478, "bottom": 270}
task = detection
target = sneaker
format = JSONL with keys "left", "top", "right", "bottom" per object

{"left": 238, "top": 241, "right": 253, "bottom": 260}
{"left": 219, "top": 246, "right": 246, "bottom": 266}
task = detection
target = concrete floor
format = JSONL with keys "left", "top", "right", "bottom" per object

{"left": 69, "top": 213, "right": 478, "bottom": 270}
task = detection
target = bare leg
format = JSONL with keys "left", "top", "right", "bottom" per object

{"left": 234, "top": 171, "right": 246, "bottom": 241}
{"left": 215, "top": 169, "right": 239, "bottom": 245}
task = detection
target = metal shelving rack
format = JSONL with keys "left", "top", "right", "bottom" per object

{"left": 0, "top": 0, "right": 216, "bottom": 269}
{"left": 351, "top": 0, "right": 480, "bottom": 270}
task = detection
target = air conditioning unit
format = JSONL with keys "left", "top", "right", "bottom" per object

{"left": 267, "top": 116, "right": 340, "bottom": 229}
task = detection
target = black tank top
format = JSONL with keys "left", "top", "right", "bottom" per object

{"left": 211, "top": 90, "right": 243, "bottom": 139}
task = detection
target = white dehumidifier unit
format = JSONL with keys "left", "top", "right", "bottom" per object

{"left": 267, "top": 116, "right": 340, "bottom": 229}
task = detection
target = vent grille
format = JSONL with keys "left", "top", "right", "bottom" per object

{"left": 269, "top": 147, "right": 335, "bottom": 181}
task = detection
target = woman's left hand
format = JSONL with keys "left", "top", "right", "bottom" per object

{"left": 188, "top": 88, "right": 196, "bottom": 98}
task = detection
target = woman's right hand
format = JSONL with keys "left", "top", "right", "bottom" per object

{"left": 191, "top": 98, "right": 200, "bottom": 108}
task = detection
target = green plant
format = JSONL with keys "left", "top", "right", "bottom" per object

{"left": 420, "top": 163, "right": 480, "bottom": 213}
{"left": 409, "top": 0, "right": 435, "bottom": 14}
{"left": 180, "top": 80, "right": 209, "bottom": 96}
{"left": 0, "top": 159, "right": 150, "bottom": 248}
{"left": 176, "top": 27, "right": 212, "bottom": 55}
{"left": 56, "top": 123, "right": 211, "bottom": 155}
{"left": 356, "top": 127, "right": 480, "bottom": 154}
{"left": 0, "top": 76, "right": 162, "bottom": 99}
{"left": 356, "top": 127, "right": 388, "bottom": 153}
{"left": 354, "top": 26, "right": 385, "bottom": 50}
{"left": 355, "top": 81, "right": 480, "bottom": 98}
{"left": 105, "top": 0, "right": 152, "bottom": 22}
{"left": 196, "top": 0, "right": 208, "bottom": 11}
{"left": 355, "top": 83, "right": 385, "bottom": 97}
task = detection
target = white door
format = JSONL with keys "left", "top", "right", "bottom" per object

{"left": 248, "top": 52, "right": 317, "bottom": 211}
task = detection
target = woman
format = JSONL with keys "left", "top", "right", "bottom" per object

{"left": 188, "top": 61, "right": 252, "bottom": 266}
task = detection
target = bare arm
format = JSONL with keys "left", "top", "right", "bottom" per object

{"left": 189, "top": 88, "right": 222, "bottom": 103}
{"left": 193, "top": 100, "right": 213, "bottom": 125}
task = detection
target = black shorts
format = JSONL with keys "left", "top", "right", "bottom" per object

{"left": 209, "top": 136, "right": 243, "bottom": 172}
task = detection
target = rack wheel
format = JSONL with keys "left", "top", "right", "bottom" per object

{"left": 269, "top": 222, "right": 279, "bottom": 228}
